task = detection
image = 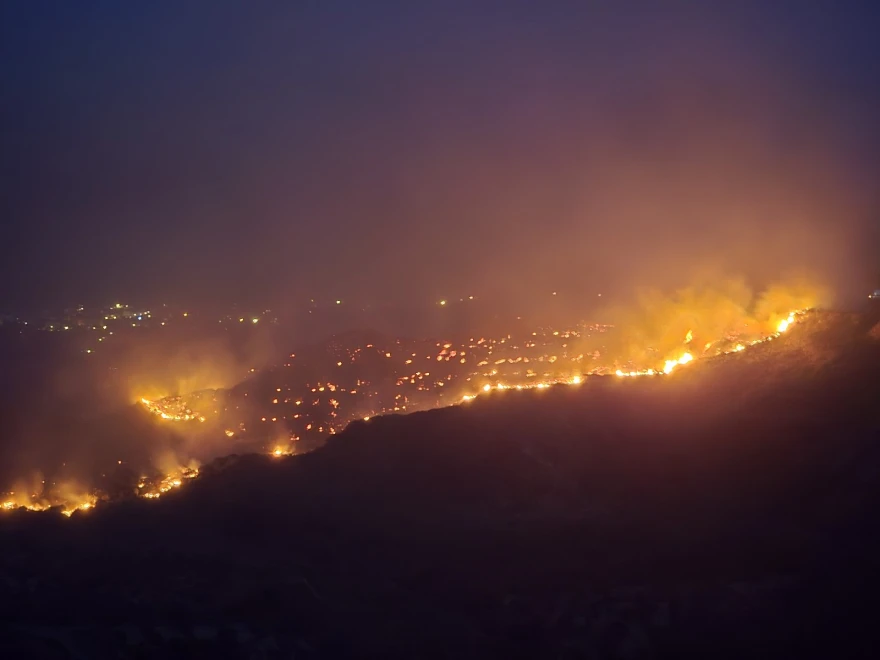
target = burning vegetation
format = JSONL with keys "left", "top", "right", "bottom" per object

{"left": 0, "top": 281, "right": 827, "bottom": 517}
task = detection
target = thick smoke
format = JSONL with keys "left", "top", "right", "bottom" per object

{"left": 595, "top": 276, "right": 832, "bottom": 368}
{"left": 121, "top": 329, "right": 279, "bottom": 404}
{"left": 276, "top": 6, "right": 875, "bottom": 312}
{"left": 0, "top": 322, "right": 280, "bottom": 495}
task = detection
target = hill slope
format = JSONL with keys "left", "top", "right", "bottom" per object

{"left": 1, "top": 311, "right": 879, "bottom": 658}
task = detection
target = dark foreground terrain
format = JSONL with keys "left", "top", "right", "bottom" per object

{"left": 1, "top": 310, "right": 879, "bottom": 659}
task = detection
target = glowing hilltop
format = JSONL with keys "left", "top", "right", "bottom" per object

{"left": 2, "top": 466, "right": 201, "bottom": 516}
{"left": 137, "top": 310, "right": 806, "bottom": 422}
{"left": 2, "top": 307, "right": 808, "bottom": 517}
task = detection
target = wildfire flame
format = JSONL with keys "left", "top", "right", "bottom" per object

{"left": 139, "top": 397, "right": 205, "bottom": 422}
{"left": 3, "top": 306, "right": 809, "bottom": 518}
{"left": 2, "top": 488, "right": 97, "bottom": 517}
{"left": 663, "top": 352, "right": 694, "bottom": 375}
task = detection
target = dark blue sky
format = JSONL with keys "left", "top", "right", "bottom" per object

{"left": 2, "top": 1, "right": 878, "bottom": 311}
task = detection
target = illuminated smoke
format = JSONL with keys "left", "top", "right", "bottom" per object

{"left": 595, "top": 277, "right": 828, "bottom": 369}
{"left": 0, "top": 277, "right": 823, "bottom": 517}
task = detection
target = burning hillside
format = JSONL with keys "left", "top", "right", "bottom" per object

{"left": 2, "top": 308, "right": 878, "bottom": 658}
{"left": 3, "top": 312, "right": 819, "bottom": 515}
{"left": 0, "top": 279, "right": 837, "bottom": 516}
{"left": 137, "top": 307, "right": 808, "bottom": 435}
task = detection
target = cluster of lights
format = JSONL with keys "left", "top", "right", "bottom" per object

{"left": 34, "top": 302, "right": 277, "bottom": 355}
{"left": 139, "top": 397, "right": 206, "bottom": 423}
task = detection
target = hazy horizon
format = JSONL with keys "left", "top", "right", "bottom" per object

{"left": 2, "top": 1, "right": 878, "bottom": 313}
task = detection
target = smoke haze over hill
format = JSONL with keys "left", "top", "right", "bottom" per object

{"left": 1, "top": 2, "right": 877, "bottom": 311}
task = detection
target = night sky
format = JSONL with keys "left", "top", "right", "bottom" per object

{"left": 2, "top": 1, "right": 878, "bottom": 312}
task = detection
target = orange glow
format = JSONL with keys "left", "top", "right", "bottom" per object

{"left": 4, "top": 305, "right": 809, "bottom": 518}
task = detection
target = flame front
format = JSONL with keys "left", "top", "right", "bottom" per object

{"left": 139, "top": 396, "right": 206, "bottom": 422}
{"left": 3, "top": 306, "right": 810, "bottom": 518}
{"left": 776, "top": 312, "right": 796, "bottom": 334}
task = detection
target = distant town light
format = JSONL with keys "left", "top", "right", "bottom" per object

{"left": 439, "top": 300, "right": 446, "bottom": 306}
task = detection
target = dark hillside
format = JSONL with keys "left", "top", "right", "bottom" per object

{"left": 1, "top": 311, "right": 879, "bottom": 658}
